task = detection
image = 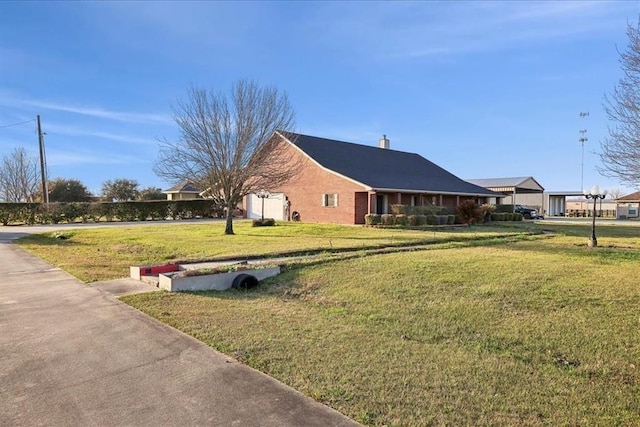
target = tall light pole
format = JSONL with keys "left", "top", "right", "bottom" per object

{"left": 579, "top": 129, "right": 587, "bottom": 192}
{"left": 583, "top": 185, "right": 607, "bottom": 247}
{"left": 579, "top": 111, "right": 589, "bottom": 192}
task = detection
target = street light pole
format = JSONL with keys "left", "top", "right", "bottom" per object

{"left": 257, "top": 189, "right": 270, "bottom": 221}
{"left": 583, "top": 185, "right": 607, "bottom": 247}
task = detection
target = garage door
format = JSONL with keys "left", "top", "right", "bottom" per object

{"left": 246, "top": 192, "right": 285, "bottom": 220}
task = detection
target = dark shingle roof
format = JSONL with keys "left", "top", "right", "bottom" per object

{"left": 164, "top": 182, "right": 202, "bottom": 193}
{"left": 285, "top": 132, "right": 497, "bottom": 196}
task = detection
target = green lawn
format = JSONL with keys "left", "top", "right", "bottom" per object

{"left": 16, "top": 220, "right": 531, "bottom": 282}
{"left": 16, "top": 221, "right": 640, "bottom": 425}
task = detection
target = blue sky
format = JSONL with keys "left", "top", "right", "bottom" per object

{"left": 1, "top": 1, "right": 639, "bottom": 196}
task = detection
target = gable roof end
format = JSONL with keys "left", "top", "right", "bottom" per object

{"left": 467, "top": 177, "right": 544, "bottom": 192}
{"left": 616, "top": 191, "right": 640, "bottom": 201}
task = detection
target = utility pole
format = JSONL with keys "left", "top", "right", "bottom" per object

{"left": 37, "top": 115, "right": 49, "bottom": 204}
{"left": 579, "top": 112, "right": 589, "bottom": 191}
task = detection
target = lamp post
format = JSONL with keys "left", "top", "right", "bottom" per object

{"left": 583, "top": 185, "right": 607, "bottom": 247}
{"left": 257, "top": 189, "right": 270, "bottom": 221}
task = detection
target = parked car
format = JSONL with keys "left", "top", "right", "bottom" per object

{"left": 514, "top": 204, "right": 539, "bottom": 219}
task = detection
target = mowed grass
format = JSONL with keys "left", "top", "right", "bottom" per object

{"left": 15, "top": 220, "right": 527, "bottom": 282}
{"left": 17, "top": 221, "right": 640, "bottom": 425}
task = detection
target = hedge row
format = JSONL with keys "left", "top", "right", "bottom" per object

{"left": 390, "top": 204, "right": 449, "bottom": 216}
{"left": 491, "top": 212, "right": 523, "bottom": 222}
{"left": 0, "top": 200, "right": 225, "bottom": 225}
{"left": 365, "top": 213, "right": 457, "bottom": 226}
{"left": 365, "top": 211, "right": 523, "bottom": 226}
{"left": 494, "top": 205, "right": 532, "bottom": 216}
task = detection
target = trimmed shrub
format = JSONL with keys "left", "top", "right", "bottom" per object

{"left": 0, "top": 209, "right": 10, "bottom": 226}
{"left": 0, "top": 203, "right": 39, "bottom": 225}
{"left": 365, "top": 214, "right": 382, "bottom": 225}
{"left": 506, "top": 212, "right": 515, "bottom": 221}
{"left": 407, "top": 215, "right": 418, "bottom": 226}
{"left": 513, "top": 212, "right": 523, "bottom": 221}
{"left": 394, "top": 214, "right": 408, "bottom": 226}
{"left": 381, "top": 214, "right": 395, "bottom": 226}
{"left": 437, "top": 215, "right": 448, "bottom": 225}
{"left": 386, "top": 204, "right": 449, "bottom": 216}
{"left": 42, "top": 203, "right": 65, "bottom": 224}
{"left": 416, "top": 215, "right": 427, "bottom": 226}
{"left": 426, "top": 215, "right": 438, "bottom": 225}
{"left": 495, "top": 204, "right": 515, "bottom": 213}
{"left": 447, "top": 214, "right": 456, "bottom": 225}
{"left": 252, "top": 218, "right": 276, "bottom": 227}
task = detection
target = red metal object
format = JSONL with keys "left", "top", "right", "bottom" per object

{"left": 140, "top": 264, "right": 180, "bottom": 276}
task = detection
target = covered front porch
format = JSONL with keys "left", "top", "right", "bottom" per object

{"left": 362, "top": 190, "right": 492, "bottom": 216}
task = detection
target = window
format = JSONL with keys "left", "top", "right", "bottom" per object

{"left": 322, "top": 193, "right": 338, "bottom": 207}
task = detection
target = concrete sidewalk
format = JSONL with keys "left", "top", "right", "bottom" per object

{"left": 0, "top": 238, "right": 359, "bottom": 426}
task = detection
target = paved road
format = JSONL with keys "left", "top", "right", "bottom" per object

{"left": 0, "top": 223, "right": 359, "bottom": 426}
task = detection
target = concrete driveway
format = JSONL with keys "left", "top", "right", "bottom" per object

{"left": 0, "top": 222, "right": 359, "bottom": 426}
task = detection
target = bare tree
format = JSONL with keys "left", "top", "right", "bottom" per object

{"left": 0, "top": 147, "right": 40, "bottom": 202}
{"left": 600, "top": 20, "right": 640, "bottom": 187}
{"left": 608, "top": 187, "right": 625, "bottom": 200}
{"left": 155, "top": 80, "right": 299, "bottom": 235}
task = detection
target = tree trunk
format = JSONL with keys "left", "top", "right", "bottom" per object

{"left": 224, "top": 203, "right": 235, "bottom": 235}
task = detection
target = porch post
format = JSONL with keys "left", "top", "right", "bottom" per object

{"left": 370, "top": 192, "right": 376, "bottom": 215}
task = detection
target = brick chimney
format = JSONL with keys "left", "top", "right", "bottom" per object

{"left": 379, "top": 134, "right": 389, "bottom": 149}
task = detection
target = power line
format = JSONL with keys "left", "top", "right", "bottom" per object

{"left": 0, "top": 118, "right": 36, "bottom": 130}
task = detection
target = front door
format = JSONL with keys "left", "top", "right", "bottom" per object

{"left": 376, "top": 194, "right": 386, "bottom": 214}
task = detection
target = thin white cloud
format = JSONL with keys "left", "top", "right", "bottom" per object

{"left": 19, "top": 99, "right": 172, "bottom": 125}
{"left": 46, "top": 151, "right": 135, "bottom": 166}
{"left": 45, "top": 123, "right": 156, "bottom": 146}
{"left": 0, "top": 94, "right": 172, "bottom": 125}
{"left": 313, "top": 0, "right": 635, "bottom": 60}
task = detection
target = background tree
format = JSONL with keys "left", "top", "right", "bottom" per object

{"left": 138, "top": 186, "right": 166, "bottom": 200}
{"left": 48, "top": 178, "right": 93, "bottom": 202}
{"left": 101, "top": 178, "right": 139, "bottom": 202}
{"left": 600, "top": 20, "right": 640, "bottom": 187}
{"left": 607, "top": 187, "right": 625, "bottom": 200}
{"left": 154, "top": 80, "right": 299, "bottom": 235}
{"left": 0, "top": 147, "right": 40, "bottom": 202}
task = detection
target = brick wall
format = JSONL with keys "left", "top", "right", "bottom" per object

{"left": 269, "top": 142, "right": 369, "bottom": 224}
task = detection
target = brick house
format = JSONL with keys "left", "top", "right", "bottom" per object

{"left": 163, "top": 182, "right": 202, "bottom": 201}
{"left": 244, "top": 132, "right": 498, "bottom": 224}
